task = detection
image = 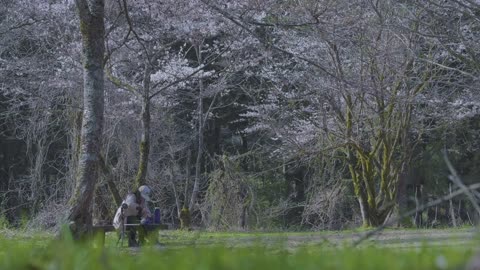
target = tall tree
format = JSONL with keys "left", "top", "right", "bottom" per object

{"left": 67, "top": 0, "right": 105, "bottom": 239}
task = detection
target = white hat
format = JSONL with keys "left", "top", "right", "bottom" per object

{"left": 138, "top": 185, "right": 152, "bottom": 202}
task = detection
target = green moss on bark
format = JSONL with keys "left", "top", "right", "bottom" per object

{"left": 179, "top": 206, "right": 191, "bottom": 230}
{"left": 134, "top": 140, "right": 148, "bottom": 189}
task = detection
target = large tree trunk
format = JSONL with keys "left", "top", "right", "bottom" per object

{"left": 67, "top": 0, "right": 105, "bottom": 240}
{"left": 135, "top": 100, "right": 150, "bottom": 188}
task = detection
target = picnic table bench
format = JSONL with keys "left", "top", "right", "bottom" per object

{"left": 93, "top": 223, "right": 168, "bottom": 246}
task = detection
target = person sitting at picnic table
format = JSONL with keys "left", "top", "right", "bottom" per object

{"left": 113, "top": 185, "right": 158, "bottom": 247}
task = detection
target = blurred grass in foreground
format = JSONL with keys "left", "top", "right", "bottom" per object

{"left": 0, "top": 229, "right": 476, "bottom": 270}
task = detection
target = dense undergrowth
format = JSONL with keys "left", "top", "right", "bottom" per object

{"left": 0, "top": 229, "right": 476, "bottom": 270}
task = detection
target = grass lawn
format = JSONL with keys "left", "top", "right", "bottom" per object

{"left": 0, "top": 227, "right": 478, "bottom": 270}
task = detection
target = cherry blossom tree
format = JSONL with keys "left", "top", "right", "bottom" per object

{"left": 66, "top": 0, "right": 105, "bottom": 238}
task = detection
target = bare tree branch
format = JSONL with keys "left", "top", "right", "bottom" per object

{"left": 105, "top": 65, "right": 139, "bottom": 96}
{"left": 443, "top": 149, "right": 480, "bottom": 216}
{"left": 200, "top": 0, "right": 344, "bottom": 84}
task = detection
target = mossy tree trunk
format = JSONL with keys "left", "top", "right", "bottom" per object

{"left": 179, "top": 206, "right": 191, "bottom": 230}
{"left": 342, "top": 68, "right": 430, "bottom": 227}
{"left": 67, "top": 0, "right": 105, "bottom": 240}
{"left": 135, "top": 59, "right": 152, "bottom": 189}
{"left": 105, "top": 3, "right": 155, "bottom": 191}
{"left": 316, "top": 3, "right": 435, "bottom": 227}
